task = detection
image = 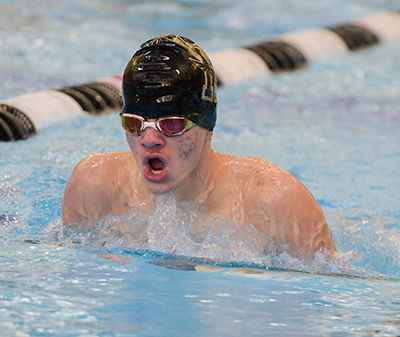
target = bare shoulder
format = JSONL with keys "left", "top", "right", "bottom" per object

{"left": 62, "top": 151, "right": 138, "bottom": 226}
{"left": 215, "top": 150, "right": 306, "bottom": 213}
{"left": 215, "top": 150, "right": 295, "bottom": 189}
{"left": 214, "top": 151, "right": 334, "bottom": 256}
{"left": 73, "top": 151, "right": 135, "bottom": 175}
{"left": 66, "top": 151, "right": 137, "bottom": 193}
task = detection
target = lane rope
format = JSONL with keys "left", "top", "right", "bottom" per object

{"left": 1, "top": 10, "right": 399, "bottom": 141}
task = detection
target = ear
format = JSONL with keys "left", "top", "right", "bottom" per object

{"left": 204, "top": 131, "right": 213, "bottom": 143}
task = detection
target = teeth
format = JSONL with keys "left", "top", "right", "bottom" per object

{"left": 148, "top": 158, "right": 165, "bottom": 175}
{"left": 151, "top": 167, "right": 163, "bottom": 175}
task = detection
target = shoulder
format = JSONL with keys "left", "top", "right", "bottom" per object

{"left": 66, "top": 150, "right": 137, "bottom": 196}
{"left": 214, "top": 151, "right": 333, "bottom": 255}
{"left": 214, "top": 150, "right": 295, "bottom": 190}
{"left": 73, "top": 151, "right": 135, "bottom": 176}
{"left": 214, "top": 150, "right": 306, "bottom": 214}
{"left": 222, "top": 151, "right": 322, "bottom": 220}
{"left": 62, "top": 151, "right": 136, "bottom": 226}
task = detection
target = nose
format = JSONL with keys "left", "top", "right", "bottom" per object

{"left": 140, "top": 127, "right": 165, "bottom": 149}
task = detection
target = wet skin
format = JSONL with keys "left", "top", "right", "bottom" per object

{"left": 125, "top": 122, "right": 212, "bottom": 199}
{"left": 62, "top": 124, "right": 335, "bottom": 257}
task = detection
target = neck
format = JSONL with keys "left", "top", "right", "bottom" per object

{"left": 173, "top": 145, "right": 217, "bottom": 206}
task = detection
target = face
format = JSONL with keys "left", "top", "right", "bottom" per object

{"left": 126, "top": 120, "right": 212, "bottom": 196}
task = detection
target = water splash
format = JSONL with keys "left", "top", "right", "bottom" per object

{"left": 0, "top": 212, "right": 19, "bottom": 227}
{"left": 44, "top": 196, "right": 389, "bottom": 279}
{"left": 328, "top": 211, "right": 400, "bottom": 279}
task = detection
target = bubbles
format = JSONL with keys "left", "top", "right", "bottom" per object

{"left": 58, "top": 196, "right": 266, "bottom": 261}
{"left": 328, "top": 211, "right": 400, "bottom": 279}
{"left": 0, "top": 212, "right": 18, "bottom": 227}
{"left": 37, "top": 195, "right": 385, "bottom": 278}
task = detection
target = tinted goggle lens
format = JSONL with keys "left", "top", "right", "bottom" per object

{"left": 121, "top": 114, "right": 142, "bottom": 134}
{"left": 121, "top": 114, "right": 195, "bottom": 136}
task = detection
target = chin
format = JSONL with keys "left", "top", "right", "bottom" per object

{"left": 144, "top": 181, "right": 173, "bottom": 196}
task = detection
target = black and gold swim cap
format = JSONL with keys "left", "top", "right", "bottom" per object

{"left": 122, "top": 34, "right": 217, "bottom": 131}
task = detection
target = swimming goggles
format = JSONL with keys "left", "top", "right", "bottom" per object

{"left": 120, "top": 113, "right": 196, "bottom": 136}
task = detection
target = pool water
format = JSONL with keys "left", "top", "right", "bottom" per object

{"left": 1, "top": 0, "right": 400, "bottom": 335}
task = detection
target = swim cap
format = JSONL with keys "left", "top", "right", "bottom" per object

{"left": 122, "top": 34, "right": 217, "bottom": 131}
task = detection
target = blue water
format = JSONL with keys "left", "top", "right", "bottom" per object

{"left": 1, "top": 0, "right": 400, "bottom": 336}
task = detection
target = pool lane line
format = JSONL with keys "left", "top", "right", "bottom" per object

{"left": 1, "top": 10, "right": 399, "bottom": 142}
{"left": 211, "top": 10, "right": 400, "bottom": 85}
{"left": 0, "top": 76, "right": 123, "bottom": 141}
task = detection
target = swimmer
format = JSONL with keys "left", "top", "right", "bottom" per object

{"left": 62, "top": 34, "right": 335, "bottom": 258}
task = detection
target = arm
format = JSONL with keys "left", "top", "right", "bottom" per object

{"left": 248, "top": 171, "right": 335, "bottom": 257}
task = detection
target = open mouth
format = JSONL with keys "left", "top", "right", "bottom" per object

{"left": 143, "top": 156, "right": 168, "bottom": 182}
{"left": 149, "top": 157, "right": 165, "bottom": 174}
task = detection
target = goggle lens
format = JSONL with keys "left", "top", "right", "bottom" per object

{"left": 158, "top": 118, "right": 188, "bottom": 136}
{"left": 121, "top": 114, "right": 195, "bottom": 136}
{"left": 121, "top": 115, "right": 142, "bottom": 134}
